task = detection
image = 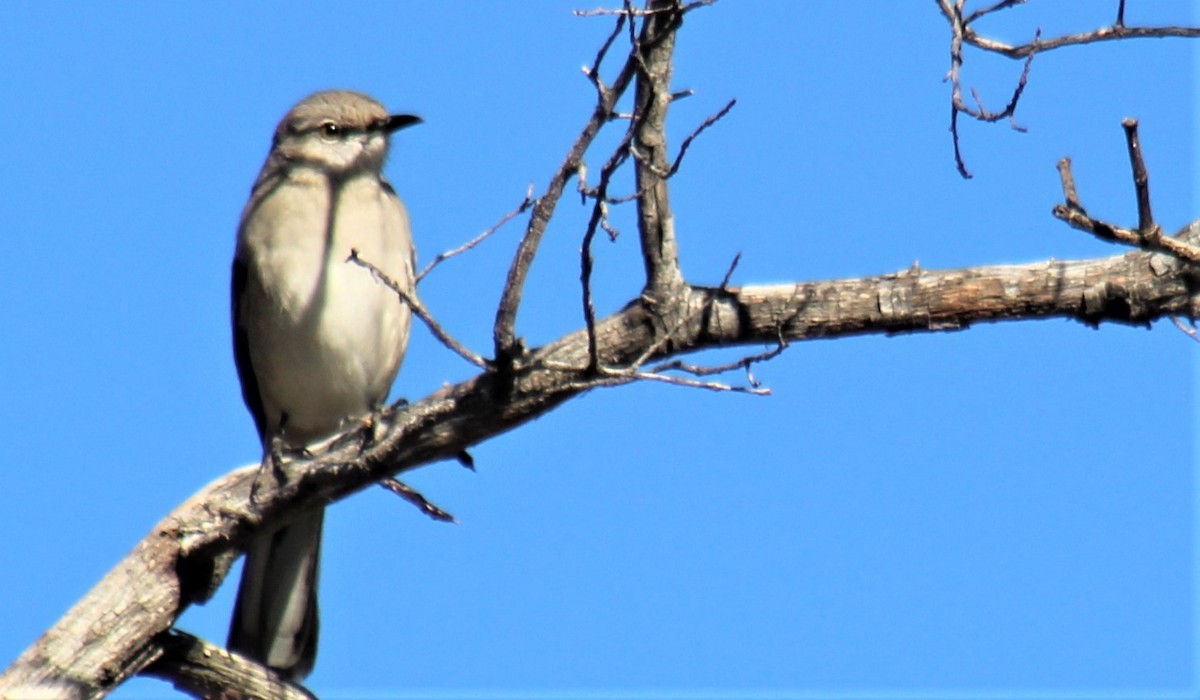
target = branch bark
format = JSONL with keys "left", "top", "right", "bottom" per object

{"left": 632, "top": 0, "right": 686, "bottom": 295}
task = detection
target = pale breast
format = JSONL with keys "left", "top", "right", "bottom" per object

{"left": 238, "top": 171, "right": 414, "bottom": 444}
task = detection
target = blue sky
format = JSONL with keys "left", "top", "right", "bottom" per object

{"left": 0, "top": 3, "right": 1195, "bottom": 699}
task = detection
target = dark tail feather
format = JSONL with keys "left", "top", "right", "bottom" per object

{"left": 228, "top": 508, "right": 324, "bottom": 681}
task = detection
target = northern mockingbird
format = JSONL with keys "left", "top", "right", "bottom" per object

{"left": 228, "top": 90, "right": 419, "bottom": 680}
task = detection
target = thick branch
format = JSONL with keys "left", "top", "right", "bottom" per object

{"left": 632, "top": 0, "right": 686, "bottom": 294}
{"left": 4, "top": 226, "right": 1198, "bottom": 697}
{"left": 142, "top": 631, "right": 314, "bottom": 700}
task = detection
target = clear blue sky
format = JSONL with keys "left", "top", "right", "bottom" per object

{"left": 1, "top": 3, "right": 1195, "bottom": 699}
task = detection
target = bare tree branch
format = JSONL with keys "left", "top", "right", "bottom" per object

{"left": 3, "top": 3, "right": 1198, "bottom": 697}
{"left": 5, "top": 226, "right": 1199, "bottom": 696}
{"left": 666, "top": 98, "right": 736, "bottom": 178}
{"left": 580, "top": 121, "right": 639, "bottom": 371}
{"left": 415, "top": 185, "right": 535, "bottom": 284}
{"left": 943, "top": 0, "right": 1200, "bottom": 58}
{"left": 378, "top": 477, "right": 457, "bottom": 523}
{"left": 935, "top": 0, "right": 1198, "bottom": 177}
{"left": 493, "top": 9, "right": 641, "bottom": 369}
{"left": 143, "top": 631, "right": 315, "bottom": 700}
{"left": 631, "top": 0, "right": 686, "bottom": 294}
{"left": 1052, "top": 120, "right": 1200, "bottom": 265}
{"left": 574, "top": 0, "right": 716, "bottom": 18}
{"left": 965, "top": 21, "right": 1200, "bottom": 58}
{"left": 348, "top": 249, "right": 491, "bottom": 370}
{"left": 1122, "top": 118, "right": 1156, "bottom": 236}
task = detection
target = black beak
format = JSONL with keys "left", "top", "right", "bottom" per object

{"left": 381, "top": 114, "right": 422, "bottom": 134}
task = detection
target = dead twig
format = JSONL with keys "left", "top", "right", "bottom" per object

{"left": 941, "top": 0, "right": 1037, "bottom": 179}
{"left": 574, "top": 0, "right": 717, "bottom": 19}
{"left": 493, "top": 6, "right": 642, "bottom": 369}
{"left": 1051, "top": 121, "right": 1200, "bottom": 264}
{"left": 935, "top": 0, "right": 1198, "bottom": 177}
{"left": 719, "top": 252, "right": 741, "bottom": 291}
{"left": 580, "top": 124, "right": 640, "bottom": 372}
{"left": 963, "top": 0, "right": 1026, "bottom": 26}
{"left": 667, "top": 98, "right": 737, "bottom": 178}
{"left": 1121, "top": 118, "right": 1156, "bottom": 237}
{"left": 649, "top": 338, "right": 787, "bottom": 389}
{"left": 607, "top": 367, "right": 770, "bottom": 395}
{"left": 580, "top": 3, "right": 629, "bottom": 101}
{"left": 966, "top": 23, "right": 1200, "bottom": 58}
{"left": 378, "top": 477, "right": 457, "bottom": 523}
{"left": 1055, "top": 157, "right": 1084, "bottom": 214}
{"left": 415, "top": 185, "right": 535, "bottom": 284}
{"left": 944, "top": 0, "right": 1199, "bottom": 58}
{"left": 348, "top": 250, "right": 491, "bottom": 369}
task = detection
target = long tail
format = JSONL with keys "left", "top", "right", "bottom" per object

{"left": 228, "top": 508, "right": 324, "bottom": 681}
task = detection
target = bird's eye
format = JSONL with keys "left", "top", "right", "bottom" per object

{"left": 319, "top": 122, "right": 342, "bottom": 139}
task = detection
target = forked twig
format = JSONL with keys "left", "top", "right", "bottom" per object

{"left": 935, "top": 1, "right": 1198, "bottom": 177}
{"left": 649, "top": 338, "right": 787, "bottom": 389}
{"left": 493, "top": 5, "right": 642, "bottom": 367}
{"left": 1051, "top": 120, "right": 1200, "bottom": 264}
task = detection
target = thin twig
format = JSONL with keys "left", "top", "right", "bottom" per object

{"left": 493, "top": 9, "right": 642, "bottom": 368}
{"left": 964, "top": 0, "right": 1026, "bottom": 26}
{"left": 580, "top": 133, "right": 638, "bottom": 371}
{"left": 1055, "top": 157, "right": 1084, "bottom": 213}
{"left": 649, "top": 339, "right": 787, "bottom": 383}
{"left": 945, "top": 21, "right": 1038, "bottom": 178}
{"left": 940, "top": 0, "right": 1199, "bottom": 58}
{"left": 416, "top": 185, "right": 535, "bottom": 284}
{"left": 719, "top": 252, "right": 741, "bottom": 291}
{"left": 966, "top": 23, "right": 1199, "bottom": 58}
{"left": 581, "top": 207, "right": 602, "bottom": 372}
{"left": 378, "top": 477, "right": 457, "bottom": 523}
{"left": 667, "top": 98, "right": 737, "bottom": 178}
{"left": 1052, "top": 126, "right": 1200, "bottom": 264}
{"left": 1121, "top": 118, "right": 1156, "bottom": 236}
{"left": 574, "top": 0, "right": 717, "bottom": 18}
{"left": 936, "top": 0, "right": 1198, "bottom": 177}
{"left": 613, "top": 367, "right": 771, "bottom": 395}
{"left": 580, "top": 8, "right": 627, "bottom": 99}
{"left": 348, "top": 250, "right": 491, "bottom": 369}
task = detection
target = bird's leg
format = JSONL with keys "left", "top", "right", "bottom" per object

{"left": 249, "top": 440, "right": 282, "bottom": 506}
{"left": 363, "top": 398, "right": 409, "bottom": 452}
{"left": 249, "top": 414, "right": 310, "bottom": 505}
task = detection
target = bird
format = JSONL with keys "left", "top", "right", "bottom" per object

{"left": 227, "top": 89, "right": 420, "bottom": 681}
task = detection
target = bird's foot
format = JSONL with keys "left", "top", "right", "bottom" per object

{"left": 249, "top": 436, "right": 310, "bottom": 505}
